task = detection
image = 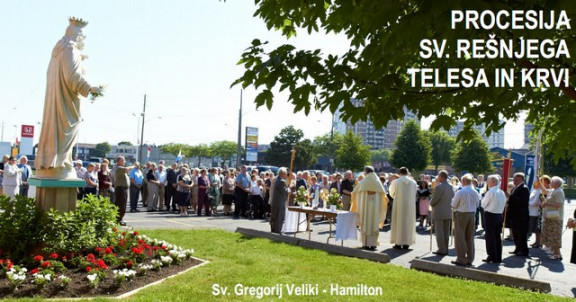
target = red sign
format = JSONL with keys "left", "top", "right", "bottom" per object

{"left": 21, "top": 125, "right": 34, "bottom": 138}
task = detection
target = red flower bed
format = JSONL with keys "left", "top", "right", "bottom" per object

{"left": 0, "top": 230, "right": 200, "bottom": 298}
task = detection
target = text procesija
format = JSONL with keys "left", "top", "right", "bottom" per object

{"left": 451, "top": 10, "right": 571, "bottom": 30}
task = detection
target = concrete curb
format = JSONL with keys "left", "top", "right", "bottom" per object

{"left": 410, "top": 259, "right": 551, "bottom": 293}
{"left": 235, "top": 227, "right": 390, "bottom": 263}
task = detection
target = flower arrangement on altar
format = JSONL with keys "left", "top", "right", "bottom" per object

{"left": 327, "top": 188, "right": 343, "bottom": 210}
{"left": 294, "top": 186, "right": 309, "bottom": 206}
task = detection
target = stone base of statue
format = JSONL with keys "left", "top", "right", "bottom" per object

{"left": 29, "top": 177, "right": 85, "bottom": 212}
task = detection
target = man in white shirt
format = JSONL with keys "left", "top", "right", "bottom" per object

{"left": 451, "top": 174, "right": 481, "bottom": 266}
{"left": 481, "top": 174, "right": 507, "bottom": 263}
{"left": 156, "top": 165, "right": 167, "bottom": 212}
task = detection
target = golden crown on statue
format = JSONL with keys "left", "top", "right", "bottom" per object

{"left": 68, "top": 17, "right": 88, "bottom": 28}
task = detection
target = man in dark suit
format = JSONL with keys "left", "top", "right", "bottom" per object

{"left": 296, "top": 171, "right": 308, "bottom": 190}
{"left": 165, "top": 163, "right": 178, "bottom": 211}
{"left": 508, "top": 173, "right": 530, "bottom": 257}
{"left": 430, "top": 170, "right": 454, "bottom": 256}
{"left": 270, "top": 168, "right": 290, "bottom": 233}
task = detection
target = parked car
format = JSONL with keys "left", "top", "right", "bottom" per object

{"left": 256, "top": 165, "right": 279, "bottom": 174}
{"left": 308, "top": 169, "right": 330, "bottom": 177}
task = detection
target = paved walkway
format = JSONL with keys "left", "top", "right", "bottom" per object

{"left": 119, "top": 200, "right": 576, "bottom": 298}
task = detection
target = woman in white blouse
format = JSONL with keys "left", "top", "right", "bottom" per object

{"left": 1, "top": 156, "right": 21, "bottom": 200}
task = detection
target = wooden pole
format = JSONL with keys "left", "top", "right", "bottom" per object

{"left": 285, "top": 147, "right": 296, "bottom": 206}
{"left": 449, "top": 209, "right": 454, "bottom": 246}
{"left": 288, "top": 147, "right": 296, "bottom": 183}
{"left": 429, "top": 219, "right": 434, "bottom": 251}
{"left": 502, "top": 149, "right": 513, "bottom": 242}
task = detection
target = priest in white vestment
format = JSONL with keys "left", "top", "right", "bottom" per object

{"left": 389, "top": 167, "right": 417, "bottom": 249}
{"left": 350, "top": 166, "right": 388, "bottom": 250}
{"left": 35, "top": 17, "right": 102, "bottom": 178}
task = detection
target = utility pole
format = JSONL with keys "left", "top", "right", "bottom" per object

{"left": 1, "top": 121, "right": 4, "bottom": 141}
{"left": 236, "top": 90, "right": 243, "bottom": 169}
{"left": 139, "top": 95, "right": 147, "bottom": 164}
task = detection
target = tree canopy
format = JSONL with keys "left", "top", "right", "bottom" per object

{"left": 452, "top": 130, "right": 493, "bottom": 175}
{"left": 266, "top": 126, "right": 315, "bottom": 169}
{"left": 370, "top": 149, "right": 391, "bottom": 165}
{"left": 92, "top": 142, "right": 111, "bottom": 158}
{"left": 428, "top": 130, "right": 456, "bottom": 172}
{"left": 335, "top": 131, "right": 371, "bottom": 171}
{"left": 390, "top": 120, "right": 431, "bottom": 172}
{"left": 210, "top": 141, "right": 238, "bottom": 166}
{"left": 234, "top": 1, "right": 576, "bottom": 167}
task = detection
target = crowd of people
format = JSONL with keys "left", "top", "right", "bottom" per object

{"left": 1, "top": 153, "right": 575, "bottom": 265}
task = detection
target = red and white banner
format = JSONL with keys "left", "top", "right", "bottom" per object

{"left": 19, "top": 124, "right": 35, "bottom": 155}
{"left": 21, "top": 125, "right": 34, "bottom": 138}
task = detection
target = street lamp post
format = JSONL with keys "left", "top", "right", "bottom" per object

{"left": 138, "top": 95, "right": 146, "bottom": 164}
{"left": 236, "top": 90, "right": 243, "bottom": 169}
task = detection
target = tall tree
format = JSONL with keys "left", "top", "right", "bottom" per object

{"left": 233, "top": 1, "right": 576, "bottom": 167}
{"left": 294, "top": 138, "right": 316, "bottom": 170}
{"left": 118, "top": 141, "right": 133, "bottom": 146}
{"left": 266, "top": 126, "right": 305, "bottom": 167}
{"left": 265, "top": 126, "right": 314, "bottom": 169}
{"left": 92, "top": 142, "right": 111, "bottom": 158}
{"left": 161, "top": 143, "right": 188, "bottom": 157}
{"left": 190, "top": 144, "right": 211, "bottom": 167}
{"left": 312, "top": 132, "right": 341, "bottom": 159}
{"left": 429, "top": 130, "right": 456, "bottom": 172}
{"left": 312, "top": 132, "right": 342, "bottom": 169}
{"left": 335, "top": 131, "right": 371, "bottom": 171}
{"left": 210, "top": 140, "right": 238, "bottom": 167}
{"left": 544, "top": 150, "right": 576, "bottom": 177}
{"left": 371, "top": 149, "right": 391, "bottom": 166}
{"left": 390, "top": 120, "right": 431, "bottom": 172}
{"left": 452, "top": 130, "right": 493, "bottom": 175}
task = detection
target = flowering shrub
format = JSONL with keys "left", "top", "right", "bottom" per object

{"left": 6, "top": 267, "right": 27, "bottom": 289}
{"left": 86, "top": 269, "right": 107, "bottom": 288}
{"left": 113, "top": 268, "right": 137, "bottom": 286}
{"left": 150, "top": 259, "right": 162, "bottom": 271}
{"left": 136, "top": 264, "right": 153, "bottom": 276}
{"left": 160, "top": 256, "right": 173, "bottom": 266}
{"left": 57, "top": 275, "right": 71, "bottom": 287}
{"left": 42, "top": 195, "right": 119, "bottom": 255}
{"left": 0, "top": 259, "right": 14, "bottom": 277}
{"left": 0, "top": 229, "right": 195, "bottom": 291}
{"left": 0, "top": 195, "right": 45, "bottom": 261}
{"left": 33, "top": 272, "right": 53, "bottom": 289}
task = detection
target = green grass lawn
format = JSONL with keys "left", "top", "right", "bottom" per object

{"left": 4, "top": 229, "right": 571, "bottom": 301}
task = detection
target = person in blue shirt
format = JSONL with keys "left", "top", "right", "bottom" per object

{"left": 129, "top": 162, "right": 144, "bottom": 212}
{"left": 234, "top": 165, "right": 251, "bottom": 218}
{"left": 17, "top": 156, "right": 32, "bottom": 197}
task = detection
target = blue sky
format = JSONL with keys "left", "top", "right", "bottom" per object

{"left": 0, "top": 1, "right": 524, "bottom": 148}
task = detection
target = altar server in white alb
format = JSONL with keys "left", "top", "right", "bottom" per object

{"left": 389, "top": 167, "right": 417, "bottom": 249}
{"left": 351, "top": 166, "right": 388, "bottom": 251}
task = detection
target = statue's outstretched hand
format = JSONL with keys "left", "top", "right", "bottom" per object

{"left": 90, "top": 86, "right": 102, "bottom": 96}
{"left": 89, "top": 85, "right": 105, "bottom": 102}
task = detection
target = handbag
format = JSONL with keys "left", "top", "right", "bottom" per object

{"left": 547, "top": 209, "right": 561, "bottom": 220}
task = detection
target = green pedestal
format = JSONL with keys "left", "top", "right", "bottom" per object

{"left": 29, "top": 177, "right": 86, "bottom": 212}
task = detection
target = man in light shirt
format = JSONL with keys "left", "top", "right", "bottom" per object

{"left": 451, "top": 174, "right": 481, "bottom": 266}
{"left": 481, "top": 175, "right": 507, "bottom": 263}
